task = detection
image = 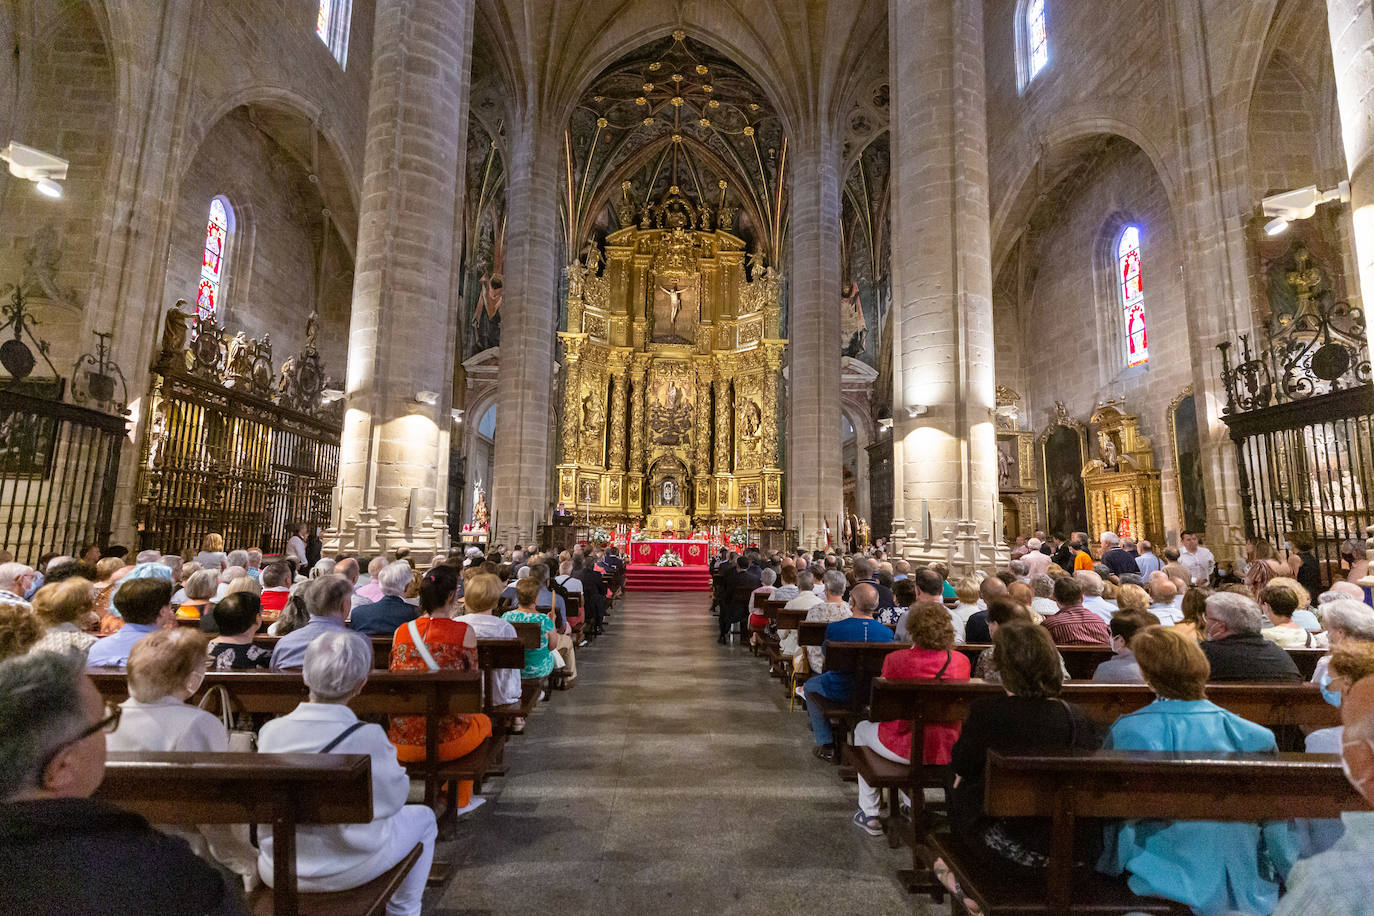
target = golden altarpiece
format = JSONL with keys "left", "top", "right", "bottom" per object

{"left": 556, "top": 188, "right": 785, "bottom": 534}
{"left": 1081, "top": 401, "right": 1165, "bottom": 543}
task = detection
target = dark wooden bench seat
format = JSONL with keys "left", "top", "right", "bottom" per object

{"left": 847, "top": 678, "right": 1342, "bottom": 894}
{"left": 929, "top": 749, "right": 1365, "bottom": 914}
{"left": 94, "top": 750, "right": 423, "bottom": 916}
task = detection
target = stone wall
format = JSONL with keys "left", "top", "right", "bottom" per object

{"left": 0, "top": 2, "right": 115, "bottom": 373}
{"left": 161, "top": 107, "right": 352, "bottom": 374}
{"left": 1015, "top": 142, "right": 1191, "bottom": 538}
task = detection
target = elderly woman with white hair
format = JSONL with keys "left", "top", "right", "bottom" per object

{"left": 256, "top": 630, "right": 437, "bottom": 916}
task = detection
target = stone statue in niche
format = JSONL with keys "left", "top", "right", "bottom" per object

{"left": 997, "top": 439, "right": 1015, "bottom": 486}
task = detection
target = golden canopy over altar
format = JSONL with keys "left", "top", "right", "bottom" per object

{"left": 557, "top": 186, "right": 785, "bottom": 534}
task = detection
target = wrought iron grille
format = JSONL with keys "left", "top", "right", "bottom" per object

{"left": 0, "top": 386, "right": 126, "bottom": 564}
{"left": 135, "top": 305, "right": 341, "bottom": 556}
{"left": 1219, "top": 281, "right": 1374, "bottom": 585}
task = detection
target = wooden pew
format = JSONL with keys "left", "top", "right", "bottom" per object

{"left": 94, "top": 751, "right": 422, "bottom": 916}
{"left": 848, "top": 678, "right": 1341, "bottom": 892}
{"left": 89, "top": 670, "right": 487, "bottom": 824}
{"left": 956, "top": 643, "right": 1329, "bottom": 682}
{"left": 931, "top": 749, "right": 1367, "bottom": 914}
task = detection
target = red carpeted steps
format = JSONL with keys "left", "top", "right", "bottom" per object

{"left": 624, "top": 565, "right": 713, "bottom": 592}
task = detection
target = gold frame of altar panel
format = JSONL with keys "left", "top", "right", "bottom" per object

{"left": 1081, "top": 401, "right": 1164, "bottom": 544}
{"left": 554, "top": 185, "right": 785, "bottom": 529}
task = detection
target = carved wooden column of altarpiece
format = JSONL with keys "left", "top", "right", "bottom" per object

{"left": 556, "top": 188, "right": 785, "bottom": 532}
{"left": 994, "top": 386, "right": 1038, "bottom": 539}
{"left": 1080, "top": 400, "right": 1165, "bottom": 544}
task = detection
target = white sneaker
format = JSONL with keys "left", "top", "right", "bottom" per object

{"left": 794, "top": 685, "right": 806, "bottom": 699}
{"left": 455, "top": 796, "right": 487, "bottom": 817}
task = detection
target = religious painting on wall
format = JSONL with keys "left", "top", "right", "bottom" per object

{"left": 1043, "top": 424, "right": 1087, "bottom": 536}
{"left": 647, "top": 362, "right": 694, "bottom": 447}
{"left": 462, "top": 118, "right": 506, "bottom": 356}
{"left": 839, "top": 132, "right": 891, "bottom": 368}
{"left": 1171, "top": 393, "right": 1207, "bottom": 534}
{"left": 651, "top": 274, "right": 700, "bottom": 345}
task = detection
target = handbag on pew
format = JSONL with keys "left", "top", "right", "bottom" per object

{"left": 198, "top": 684, "right": 257, "bottom": 752}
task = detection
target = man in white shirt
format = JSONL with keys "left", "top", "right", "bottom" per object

{"left": 1146, "top": 575, "right": 1183, "bottom": 624}
{"left": 1075, "top": 570, "right": 1117, "bottom": 624}
{"left": 1178, "top": 530, "right": 1215, "bottom": 585}
{"left": 1022, "top": 539, "right": 1051, "bottom": 578}
{"left": 285, "top": 523, "right": 309, "bottom": 568}
{"left": 777, "top": 569, "right": 824, "bottom": 657}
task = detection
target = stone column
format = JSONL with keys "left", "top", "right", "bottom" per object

{"left": 888, "top": 0, "right": 998, "bottom": 564}
{"left": 785, "top": 132, "right": 845, "bottom": 535}
{"left": 490, "top": 116, "right": 563, "bottom": 546}
{"left": 332, "top": 0, "right": 474, "bottom": 560}
{"left": 1325, "top": 0, "right": 1374, "bottom": 361}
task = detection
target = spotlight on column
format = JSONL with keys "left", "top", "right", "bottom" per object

{"left": 1, "top": 142, "right": 68, "bottom": 198}
{"left": 414, "top": 390, "right": 440, "bottom": 406}
{"left": 1261, "top": 180, "right": 1350, "bottom": 235}
{"left": 451, "top": 408, "right": 464, "bottom": 424}
{"left": 906, "top": 404, "right": 928, "bottom": 419}
{"left": 320, "top": 388, "right": 345, "bottom": 404}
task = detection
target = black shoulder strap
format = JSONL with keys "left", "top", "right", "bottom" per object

{"left": 320, "top": 721, "right": 366, "bottom": 753}
{"left": 935, "top": 649, "right": 952, "bottom": 680}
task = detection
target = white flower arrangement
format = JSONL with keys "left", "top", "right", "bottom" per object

{"left": 729, "top": 526, "right": 750, "bottom": 546}
{"left": 631, "top": 529, "right": 649, "bottom": 542}
{"left": 586, "top": 526, "right": 611, "bottom": 546}
{"left": 656, "top": 549, "right": 685, "bottom": 567}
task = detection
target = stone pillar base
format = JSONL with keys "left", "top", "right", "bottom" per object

{"left": 897, "top": 518, "right": 1009, "bottom": 577}
{"left": 325, "top": 507, "right": 450, "bottom": 564}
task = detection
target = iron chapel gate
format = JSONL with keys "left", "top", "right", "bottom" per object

{"left": 135, "top": 306, "right": 341, "bottom": 556}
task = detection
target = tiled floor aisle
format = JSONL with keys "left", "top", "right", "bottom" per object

{"left": 431, "top": 591, "right": 945, "bottom": 915}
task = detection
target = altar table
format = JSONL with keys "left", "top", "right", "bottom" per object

{"left": 629, "top": 539, "right": 711, "bottom": 566}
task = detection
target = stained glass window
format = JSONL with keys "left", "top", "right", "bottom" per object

{"left": 316, "top": 0, "right": 350, "bottom": 67}
{"left": 197, "top": 197, "right": 230, "bottom": 323}
{"left": 316, "top": 0, "right": 331, "bottom": 40}
{"left": 1117, "top": 225, "right": 1148, "bottom": 367}
{"left": 1027, "top": 0, "right": 1048, "bottom": 80}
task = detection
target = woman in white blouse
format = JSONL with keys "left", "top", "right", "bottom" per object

{"left": 105, "top": 627, "right": 259, "bottom": 889}
{"left": 256, "top": 630, "right": 437, "bottom": 916}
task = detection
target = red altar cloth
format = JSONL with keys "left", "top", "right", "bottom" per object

{"left": 629, "top": 539, "right": 711, "bottom": 566}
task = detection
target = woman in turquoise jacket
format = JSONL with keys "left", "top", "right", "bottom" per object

{"left": 1098, "top": 626, "right": 1297, "bottom": 915}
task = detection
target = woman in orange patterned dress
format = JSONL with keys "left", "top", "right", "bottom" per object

{"left": 388, "top": 564, "right": 492, "bottom": 812}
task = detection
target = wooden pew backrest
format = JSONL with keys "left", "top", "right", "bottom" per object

{"left": 985, "top": 749, "right": 1365, "bottom": 822}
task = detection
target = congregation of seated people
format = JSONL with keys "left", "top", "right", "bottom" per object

{"left": 716, "top": 530, "right": 1374, "bottom": 915}
{"left": 0, "top": 532, "right": 623, "bottom": 914}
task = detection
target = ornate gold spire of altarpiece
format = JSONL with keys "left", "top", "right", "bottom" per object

{"left": 557, "top": 189, "right": 785, "bottom": 534}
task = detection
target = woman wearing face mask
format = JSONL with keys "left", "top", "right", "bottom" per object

{"left": 1274, "top": 644, "right": 1374, "bottom": 914}
{"left": 1308, "top": 600, "right": 1374, "bottom": 717}
{"left": 106, "top": 627, "right": 260, "bottom": 892}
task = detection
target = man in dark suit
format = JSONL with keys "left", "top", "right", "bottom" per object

{"left": 720, "top": 555, "right": 760, "bottom": 644}
{"left": 577, "top": 553, "right": 606, "bottom": 635}
{"left": 553, "top": 501, "right": 571, "bottom": 522}
{"left": 348, "top": 559, "right": 420, "bottom": 635}
{"left": 1200, "top": 592, "right": 1301, "bottom": 682}
{"left": 851, "top": 556, "right": 895, "bottom": 611}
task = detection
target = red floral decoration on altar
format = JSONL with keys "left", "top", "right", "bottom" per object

{"left": 638, "top": 544, "right": 650, "bottom": 557}
{"left": 688, "top": 545, "right": 700, "bottom": 557}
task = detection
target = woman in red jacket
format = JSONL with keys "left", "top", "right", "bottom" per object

{"left": 850, "top": 600, "right": 969, "bottom": 836}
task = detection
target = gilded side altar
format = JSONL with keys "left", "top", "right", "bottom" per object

{"left": 557, "top": 188, "right": 785, "bottom": 534}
